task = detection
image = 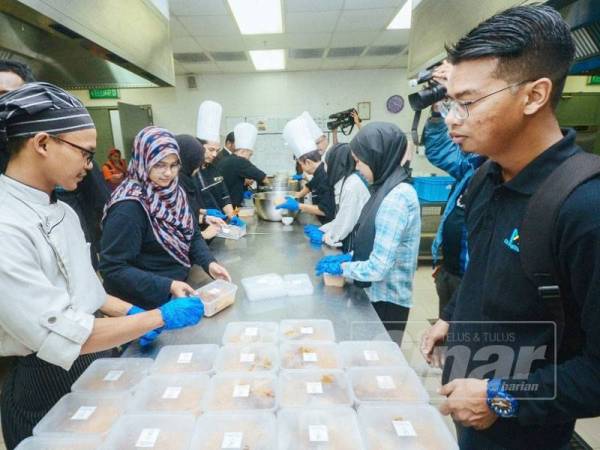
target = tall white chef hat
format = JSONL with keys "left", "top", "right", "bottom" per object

{"left": 300, "top": 111, "right": 324, "bottom": 143}
{"left": 196, "top": 100, "right": 222, "bottom": 143}
{"left": 234, "top": 122, "right": 257, "bottom": 151}
{"left": 283, "top": 117, "right": 317, "bottom": 160}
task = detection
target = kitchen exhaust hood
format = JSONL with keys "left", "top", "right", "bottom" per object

{"left": 0, "top": 0, "right": 175, "bottom": 89}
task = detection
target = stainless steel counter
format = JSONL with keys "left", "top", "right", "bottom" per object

{"left": 124, "top": 214, "right": 389, "bottom": 358}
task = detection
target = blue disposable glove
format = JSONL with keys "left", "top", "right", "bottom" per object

{"left": 206, "top": 209, "right": 227, "bottom": 220}
{"left": 159, "top": 296, "right": 205, "bottom": 330}
{"left": 303, "top": 224, "right": 320, "bottom": 236}
{"left": 309, "top": 229, "right": 324, "bottom": 245}
{"left": 315, "top": 253, "right": 352, "bottom": 276}
{"left": 127, "top": 305, "right": 145, "bottom": 316}
{"left": 291, "top": 174, "right": 304, "bottom": 181}
{"left": 243, "top": 190, "right": 253, "bottom": 199}
{"left": 275, "top": 196, "right": 300, "bottom": 212}
{"left": 229, "top": 216, "right": 246, "bottom": 227}
{"left": 126, "top": 305, "right": 163, "bottom": 346}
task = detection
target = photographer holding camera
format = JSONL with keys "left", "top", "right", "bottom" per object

{"left": 330, "top": 109, "right": 362, "bottom": 146}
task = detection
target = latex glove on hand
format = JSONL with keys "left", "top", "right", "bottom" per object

{"left": 126, "top": 305, "right": 164, "bottom": 347}
{"left": 303, "top": 224, "right": 320, "bottom": 236}
{"left": 229, "top": 216, "right": 246, "bottom": 227}
{"left": 291, "top": 174, "right": 304, "bottom": 181}
{"left": 315, "top": 253, "right": 352, "bottom": 276}
{"left": 159, "top": 296, "right": 205, "bottom": 330}
{"left": 243, "top": 190, "right": 253, "bottom": 200}
{"left": 309, "top": 229, "right": 324, "bottom": 245}
{"left": 206, "top": 209, "right": 227, "bottom": 220}
{"left": 275, "top": 196, "right": 300, "bottom": 213}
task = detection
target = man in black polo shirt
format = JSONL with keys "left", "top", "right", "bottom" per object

{"left": 420, "top": 5, "right": 600, "bottom": 450}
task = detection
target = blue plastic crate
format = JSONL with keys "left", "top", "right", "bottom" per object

{"left": 413, "top": 176, "right": 455, "bottom": 203}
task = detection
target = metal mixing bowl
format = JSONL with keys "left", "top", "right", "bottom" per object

{"left": 253, "top": 190, "right": 299, "bottom": 222}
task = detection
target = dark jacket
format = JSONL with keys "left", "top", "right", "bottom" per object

{"left": 306, "top": 163, "right": 336, "bottom": 224}
{"left": 218, "top": 154, "right": 266, "bottom": 207}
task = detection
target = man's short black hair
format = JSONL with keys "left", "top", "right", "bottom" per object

{"left": 446, "top": 5, "right": 575, "bottom": 108}
{"left": 298, "top": 150, "right": 321, "bottom": 164}
{"left": 225, "top": 131, "right": 235, "bottom": 144}
{"left": 0, "top": 60, "right": 36, "bottom": 83}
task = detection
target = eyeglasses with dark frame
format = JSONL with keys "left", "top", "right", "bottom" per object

{"left": 50, "top": 135, "right": 96, "bottom": 164}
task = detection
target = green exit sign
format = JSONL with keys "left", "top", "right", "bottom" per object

{"left": 588, "top": 75, "right": 600, "bottom": 85}
{"left": 89, "top": 88, "right": 120, "bottom": 99}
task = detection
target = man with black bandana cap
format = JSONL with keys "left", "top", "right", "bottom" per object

{"left": 0, "top": 82, "right": 204, "bottom": 449}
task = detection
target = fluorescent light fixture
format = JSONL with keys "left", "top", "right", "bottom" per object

{"left": 249, "top": 49, "right": 285, "bottom": 70}
{"left": 387, "top": 0, "right": 412, "bottom": 29}
{"left": 228, "top": 0, "right": 283, "bottom": 35}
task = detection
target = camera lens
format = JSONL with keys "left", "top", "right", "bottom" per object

{"left": 408, "top": 83, "right": 447, "bottom": 111}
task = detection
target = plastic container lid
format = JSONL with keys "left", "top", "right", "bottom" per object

{"left": 71, "top": 358, "right": 153, "bottom": 393}
{"left": 151, "top": 344, "right": 218, "bottom": 375}
{"left": 196, "top": 280, "right": 238, "bottom": 317}
{"left": 280, "top": 342, "right": 343, "bottom": 371}
{"left": 283, "top": 274, "right": 314, "bottom": 296}
{"left": 339, "top": 341, "right": 408, "bottom": 369}
{"left": 33, "top": 392, "right": 126, "bottom": 437}
{"left": 100, "top": 413, "right": 195, "bottom": 450}
{"left": 279, "top": 370, "right": 353, "bottom": 409}
{"left": 203, "top": 372, "right": 278, "bottom": 413}
{"left": 214, "top": 343, "right": 279, "bottom": 373}
{"left": 241, "top": 273, "right": 286, "bottom": 301}
{"left": 348, "top": 367, "right": 430, "bottom": 404}
{"left": 15, "top": 435, "right": 102, "bottom": 450}
{"left": 222, "top": 321, "right": 279, "bottom": 345}
{"left": 190, "top": 412, "right": 277, "bottom": 450}
{"left": 217, "top": 224, "right": 246, "bottom": 240}
{"left": 277, "top": 407, "right": 365, "bottom": 450}
{"left": 129, "top": 373, "right": 210, "bottom": 415}
{"left": 357, "top": 404, "right": 458, "bottom": 450}
{"left": 280, "top": 319, "right": 335, "bottom": 342}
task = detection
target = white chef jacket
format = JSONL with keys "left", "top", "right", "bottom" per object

{"left": 0, "top": 175, "right": 105, "bottom": 370}
{"left": 320, "top": 173, "right": 371, "bottom": 247}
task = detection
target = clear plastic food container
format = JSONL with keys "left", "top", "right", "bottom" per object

{"left": 348, "top": 367, "right": 430, "bottom": 404}
{"left": 280, "top": 319, "right": 335, "bottom": 342}
{"left": 151, "top": 344, "right": 218, "bottom": 375}
{"left": 33, "top": 392, "right": 126, "bottom": 437}
{"left": 214, "top": 343, "right": 279, "bottom": 373}
{"left": 280, "top": 342, "right": 343, "bottom": 370}
{"left": 339, "top": 340, "right": 408, "bottom": 369}
{"left": 15, "top": 435, "right": 102, "bottom": 450}
{"left": 196, "top": 280, "right": 238, "bottom": 317}
{"left": 190, "top": 412, "right": 277, "bottom": 450}
{"left": 241, "top": 273, "right": 286, "bottom": 301}
{"left": 222, "top": 321, "right": 279, "bottom": 345}
{"left": 237, "top": 207, "right": 255, "bottom": 218}
{"left": 283, "top": 274, "right": 314, "bottom": 296}
{"left": 357, "top": 404, "right": 458, "bottom": 450}
{"left": 71, "top": 358, "right": 153, "bottom": 393}
{"left": 277, "top": 407, "right": 365, "bottom": 450}
{"left": 278, "top": 370, "right": 353, "bottom": 409}
{"left": 203, "top": 373, "right": 277, "bottom": 413}
{"left": 217, "top": 224, "right": 246, "bottom": 240}
{"left": 129, "top": 374, "right": 210, "bottom": 415}
{"left": 100, "top": 413, "right": 195, "bottom": 450}
{"left": 323, "top": 274, "right": 345, "bottom": 287}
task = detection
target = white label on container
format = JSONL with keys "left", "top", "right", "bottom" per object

{"left": 240, "top": 353, "right": 256, "bottom": 363}
{"left": 306, "top": 382, "right": 323, "bottom": 394}
{"left": 70, "top": 406, "right": 96, "bottom": 421}
{"left": 393, "top": 420, "right": 417, "bottom": 437}
{"left": 300, "top": 327, "right": 314, "bottom": 335}
{"left": 221, "top": 432, "right": 244, "bottom": 449}
{"left": 135, "top": 428, "right": 160, "bottom": 448}
{"left": 103, "top": 370, "right": 123, "bottom": 381}
{"left": 222, "top": 227, "right": 231, "bottom": 234}
{"left": 177, "top": 352, "right": 193, "bottom": 364}
{"left": 364, "top": 350, "right": 380, "bottom": 362}
{"left": 209, "top": 288, "right": 220, "bottom": 295}
{"left": 376, "top": 375, "right": 396, "bottom": 390}
{"left": 303, "top": 352, "right": 318, "bottom": 362}
{"left": 244, "top": 327, "right": 258, "bottom": 337}
{"left": 162, "top": 386, "right": 182, "bottom": 399}
{"left": 309, "top": 425, "right": 329, "bottom": 442}
{"left": 233, "top": 384, "right": 250, "bottom": 398}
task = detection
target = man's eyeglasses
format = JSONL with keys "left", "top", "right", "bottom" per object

{"left": 50, "top": 135, "right": 95, "bottom": 164}
{"left": 438, "top": 81, "right": 529, "bottom": 121}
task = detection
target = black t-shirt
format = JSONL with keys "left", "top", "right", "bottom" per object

{"left": 441, "top": 191, "right": 466, "bottom": 276}
{"left": 218, "top": 154, "right": 266, "bottom": 207}
{"left": 197, "top": 164, "right": 231, "bottom": 210}
{"left": 306, "top": 164, "right": 335, "bottom": 224}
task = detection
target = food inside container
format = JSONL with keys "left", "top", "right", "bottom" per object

{"left": 323, "top": 274, "right": 345, "bottom": 287}
{"left": 348, "top": 367, "right": 430, "bottom": 404}
{"left": 190, "top": 412, "right": 277, "bottom": 450}
{"left": 129, "top": 374, "right": 209, "bottom": 415}
{"left": 280, "top": 342, "right": 343, "bottom": 370}
{"left": 203, "top": 373, "right": 277, "bottom": 412}
{"left": 237, "top": 207, "right": 255, "bottom": 217}
{"left": 196, "top": 279, "right": 238, "bottom": 317}
{"left": 217, "top": 224, "right": 246, "bottom": 240}
{"left": 151, "top": 344, "right": 218, "bottom": 375}
{"left": 280, "top": 319, "right": 335, "bottom": 342}
{"left": 33, "top": 393, "right": 125, "bottom": 436}
{"left": 279, "top": 370, "right": 353, "bottom": 409}
{"left": 222, "top": 321, "right": 279, "bottom": 345}
{"left": 71, "top": 358, "right": 152, "bottom": 393}
{"left": 215, "top": 343, "right": 279, "bottom": 373}
{"left": 357, "top": 404, "right": 459, "bottom": 450}
{"left": 339, "top": 340, "right": 409, "bottom": 369}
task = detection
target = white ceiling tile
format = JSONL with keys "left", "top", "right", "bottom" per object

{"left": 372, "top": 29, "right": 410, "bottom": 46}
{"left": 285, "top": 33, "right": 332, "bottom": 48}
{"left": 354, "top": 55, "right": 396, "bottom": 68}
{"left": 286, "top": 0, "right": 344, "bottom": 13}
{"left": 387, "top": 54, "right": 409, "bottom": 68}
{"left": 217, "top": 61, "right": 256, "bottom": 73}
{"left": 286, "top": 11, "right": 340, "bottom": 33}
{"left": 169, "top": 16, "right": 191, "bottom": 37}
{"left": 344, "top": 0, "right": 405, "bottom": 10}
{"left": 287, "top": 59, "right": 323, "bottom": 71}
{"left": 336, "top": 8, "right": 398, "bottom": 31}
{"left": 194, "top": 35, "right": 246, "bottom": 51}
{"left": 170, "top": 37, "right": 203, "bottom": 52}
{"left": 169, "top": 0, "right": 229, "bottom": 16}
{"left": 330, "top": 31, "right": 379, "bottom": 47}
{"left": 181, "top": 62, "right": 222, "bottom": 73}
{"left": 174, "top": 61, "right": 188, "bottom": 75}
{"left": 179, "top": 15, "right": 239, "bottom": 36}
{"left": 243, "top": 34, "right": 288, "bottom": 49}
{"left": 320, "top": 58, "right": 358, "bottom": 70}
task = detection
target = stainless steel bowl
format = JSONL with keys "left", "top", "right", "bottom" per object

{"left": 253, "top": 190, "right": 299, "bottom": 222}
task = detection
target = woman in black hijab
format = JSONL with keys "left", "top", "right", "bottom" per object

{"left": 316, "top": 123, "right": 421, "bottom": 342}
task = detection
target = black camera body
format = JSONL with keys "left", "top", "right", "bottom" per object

{"left": 408, "top": 81, "right": 447, "bottom": 111}
{"left": 326, "top": 108, "right": 356, "bottom": 131}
